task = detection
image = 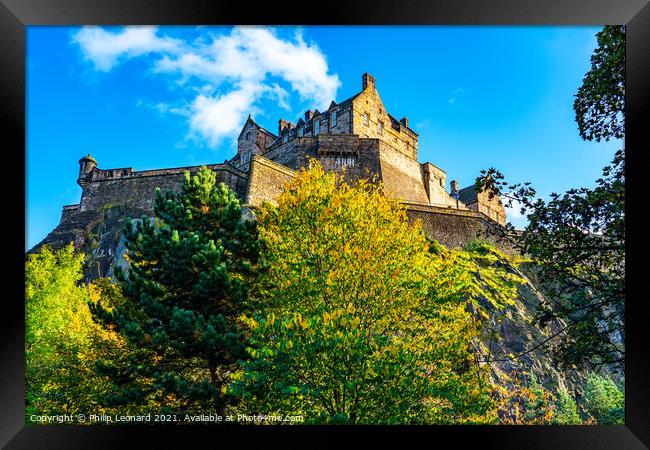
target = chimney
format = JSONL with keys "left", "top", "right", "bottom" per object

{"left": 400, "top": 117, "right": 409, "bottom": 128}
{"left": 450, "top": 180, "right": 459, "bottom": 196}
{"left": 278, "top": 119, "right": 290, "bottom": 135}
{"left": 362, "top": 72, "right": 375, "bottom": 90}
{"left": 305, "top": 110, "right": 314, "bottom": 121}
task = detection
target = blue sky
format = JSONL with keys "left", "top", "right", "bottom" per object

{"left": 26, "top": 25, "right": 622, "bottom": 250}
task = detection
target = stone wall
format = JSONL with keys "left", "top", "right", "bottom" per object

{"left": 350, "top": 78, "right": 418, "bottom": 160}
{"left": 378, "top": 143, "right": 430, "bottom": 204}
{"left": 246, "top": 155, "right": 296, "bottom": 207}
{"left": 467, "top": 189, "right": 507, "bottom": 226}
{"left": 421, "top": 162, "right": 465, "bottom": 208}
{"left": 405, "top": 203, "right": 513, "bottom": 251}
{"left": 79, "top": 165, "right": 248, "bottom": 214}
{"left": 311, "top": 102, "right": 354, "bottom": 135}
{"left": 235, "top": 118, "right": 276, "bottom": 172}
{"left": 262, "top": 136, "right": 316, "bottom": 170}
{"left": 61, "top": 204, "right": 81, "bottom": 222}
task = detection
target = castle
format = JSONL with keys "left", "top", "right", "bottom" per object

{"left": 36, "top": 73, "right": 507, "bottom": 266}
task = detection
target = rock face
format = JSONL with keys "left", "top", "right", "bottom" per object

{"left": 481, "top": 260, "right": 587, "bottom": 394}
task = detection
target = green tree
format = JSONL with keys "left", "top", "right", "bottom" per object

{"left": 25, "top": 245, "right": 126, "bottom": 420}
{"left": 581, "top": 372, "right": 624, "bottom": 424}
{"left": 553, "top": 389, "right": 582, "bottom": 425}
{"left": 475, "top": 25, "right": 625, "bottom": 373}
{"left": 573, "top": 25, "right": 625, "bottom": 143}
{"left": 96, "top": 167, "right": 262, "bottom": 415}
{"left": 229, "top": 163, "right": 496, "bottom": 424}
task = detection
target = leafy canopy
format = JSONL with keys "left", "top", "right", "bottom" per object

{"left": 229, "top": 163, "right": 497, "bottom": 424}
{"left": 25, "top": 245, "right": 127, "bottom": 419}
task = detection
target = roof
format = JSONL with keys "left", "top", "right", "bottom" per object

{"left": 387, "top": 112, "right": 418, "bottom": 136}
{"left": 457, "top": 184, "right": 479, "bottom": 204}
{"left": 79, "top": 153, "right": 97, "bottom": 164}
{"left": 336, "top": 92, "right": 361, "bottom": 108}
{"left": 237, "top": 115, "right": 278, "bottom": 140}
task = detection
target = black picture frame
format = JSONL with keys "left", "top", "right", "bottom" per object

{"left": 3, "top": 1, "right": 648, "bottom": 448}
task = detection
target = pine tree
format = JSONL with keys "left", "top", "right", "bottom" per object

{"left": 96, "top": 167, "right": 261, "bottom": 415}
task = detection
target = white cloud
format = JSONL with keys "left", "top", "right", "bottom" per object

{"left": 190, "top": 82, "right": 264, "bottom": 147}
{"left": 72, "top": 26, "right": 181, "bottom": 71}
{"left": 72, "top": 26, "right": 340, "bottom": 148}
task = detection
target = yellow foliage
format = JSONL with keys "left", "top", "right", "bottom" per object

{"left": 237, "top": 161, "right": 498, "bottom": 424}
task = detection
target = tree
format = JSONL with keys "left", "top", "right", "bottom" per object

{"left": 25, "top": 245, "right": 126, "bottom": 419}
{"left": 573, "top": 25, "right": 625, "bottom": 143}
{"left": 497, "top": 372, "right": 556, "bottom": 425}
{"left": 475, "top": 26, "right": 625, "bottom": 373}
{"left": 95, "top": 167, "right": 262, "bottom": 415}
{"left": 553, "top": 389, "right": 582, "bottom": 425}
{"left": 581, "top": 372, "right": 624, "bottom": 424}
{"left": 229, "top": 163, "right": 496, "bottom": 424}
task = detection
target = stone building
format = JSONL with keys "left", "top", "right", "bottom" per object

{"left": 35, "top": 73, "right": 508, "bottom": 263}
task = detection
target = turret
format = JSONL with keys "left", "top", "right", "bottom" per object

{"left": 78, "top": 153, "right": 97, "bottom": 187}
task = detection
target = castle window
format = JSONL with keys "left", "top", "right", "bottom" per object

{"left": 298, "top": 127, "right": 303, "bottom": 137}
{"left": 283, "top": 134, "right": 288, "bottom": 143}
{"left": 245, "top": 131, "right": 250, "bottom": 140}
{"left": 331, "top": 111, "right": 337, "bottom": 128}
{"left": 314, "top": 120, "right": 320, "bottom": 135}
{"left": 378, "top": 121, "right": 383, "bottom": 135}
{"left": 363, "top": 113, "right": 369, "bottom": 126}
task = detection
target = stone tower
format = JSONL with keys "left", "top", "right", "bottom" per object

{"left": 78, "top": 154, "right": 97, "bottom": 187}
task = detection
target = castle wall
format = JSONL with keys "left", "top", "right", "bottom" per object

{"left": 262, "top": 136, "right": 316, "bottom": 170}
{"left": 421, "top": 162, "right": 466, "bottom": 208}
{"left": 405, "top": 204, "right": 513, "bottom": 251}
{"left": 467, "top": 190, "right": 507, "bottom": 226}
{"left": 246, "top": 155, "right": 296, "bottom": 207}
{"left": 318, "top": 136, "right": 382, "bottom": 182}
{"left": 61, "top": 204, "right": 81, "bottom": 222}
{"left": 79, "top": 165, "right": 248, "bottom": 214}
{"left": 378, "top": 143, "right": 430, "bottom": 204}
{"left": 262, "top": 134, "right": 384, "bottom": 188}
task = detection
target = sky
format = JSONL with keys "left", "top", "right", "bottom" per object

{"left": 26, "top": 25, "right": 622, "bottom": 250}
